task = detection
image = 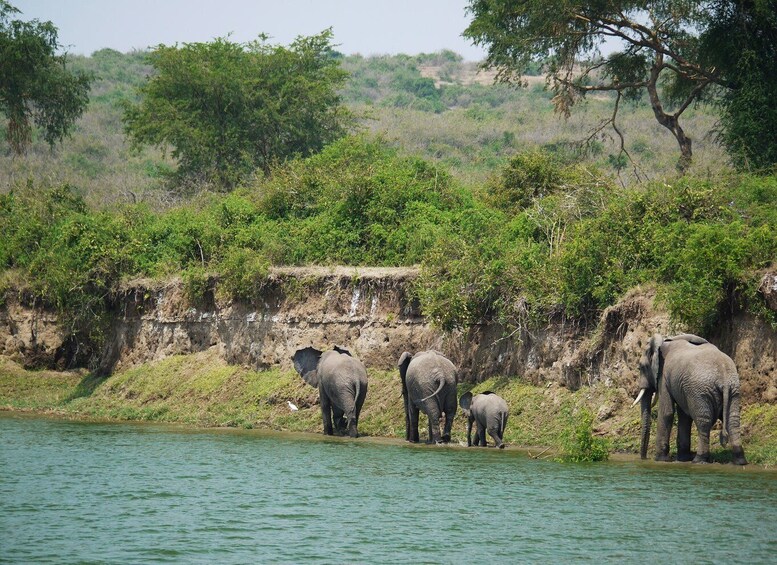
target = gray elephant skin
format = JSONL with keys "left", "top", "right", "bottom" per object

{"left": 459, "top": 391, "right": 509, "bottom": 448}
{"left": 292, "top": 346, "right": 368, "bottom": 438}
{"left": 635, "top": 333, "right": 747, "bottom": 465}
{"left": 397, "top": 350, "right": 457, "bottom": 444}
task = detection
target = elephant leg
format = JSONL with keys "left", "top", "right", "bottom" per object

{"left": 424, "top": 402, "right": 443, "bottom": 444}
{"left": 407, "top": 403, "right": 420, "bottom": 443}
{"left": 488, "top": 427, "right": 505, "bottom": 449}
{"left": 727, "top": 395, "right": 747, "bottom": 465}
{"left": 332, "top": 407, "right": 346, "bottom": 435}
{"left": 654, "top": 401, "right": 675, "bottom": 462}
{"left": 320, "top": 393, "right": 334, "bottom": 436}
{"left": 441, "top": 413, "right": 453, "bottom": 443}
{"left": 478, "top": 422, "right": 488, "bottom": 447}
{"left": 466, "top": 417, "right": 474, "bottom": 447}
{"left": 676, "top": 409, "right": 694, "bottom": 462}
{"left": 441, "top": 395, "right": 455, "bottom": 443}
{"left": 692, "top": 419, "right": 712, "bottom": 464}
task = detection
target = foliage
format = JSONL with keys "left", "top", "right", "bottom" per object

{"left": 462, "top": 0, "right": 744, "bottom": 172}
{"left": 1, "top": 48, "right": 732, "bottom": 206}
{"left": 417, "top": 155, "right": 777, "bottom": 334}
{"left": 123, "top": 31, "right": 353, "bottom": 189}
{"left": 701, "top": 0, "right": 777, "bottom": 171}
{"left": 0, "top": 1, "right": 92, "bottom": 154}
{"left": 557, "top": 409, "right": 610, "bottom": 463}
{"left": 253, "top": 135, "right": 469, "bottom": 265}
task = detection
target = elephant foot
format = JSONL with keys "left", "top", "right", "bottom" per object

{"left": 676, "top": 452, "right": 694, "bottom": 462}
{"left": 692, "top": 454, "right": 711, "bottom": 464}
{"left": 731, "top": 448, "right": 748, "bottom": 466}
{"left": 654, "top": 453, "right": 671, "bottom": 462}
{"left": 441, "top": 434, "right": 451, "bottom": 443}
{"left": 497, "top": 443, "right": 505, "bottom": 450}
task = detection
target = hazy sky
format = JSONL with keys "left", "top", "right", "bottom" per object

{"left": 12, "top": 0, "right": 487, "bottom": 60}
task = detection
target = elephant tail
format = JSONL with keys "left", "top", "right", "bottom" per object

{"left": 419, "top": 378, "right": 445, "bottom": 403}
{"left": 352, "top": 379, "right": 361, "bottom": 417}
{"left": 720, "top": 383, "right": 731, "bottom": 447}
{"left": 500, "top": 411, "right": 507, "bottom": 436}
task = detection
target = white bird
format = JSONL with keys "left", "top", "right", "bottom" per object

{"left": 287, "top": 400, "right": 299, "bottom": 412}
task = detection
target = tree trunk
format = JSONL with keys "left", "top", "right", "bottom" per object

{"left": 647, "top": 58, "right": 693, "bottom": 174}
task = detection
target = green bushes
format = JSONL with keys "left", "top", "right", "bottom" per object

{"left": 1, "top": 144, "right": 775, "bottom": 361}
{"left": 558, "top": 409, "right": 610, "bottom": 463}
{"left": 416, "top": 157, "right": 777, "bottom": 334}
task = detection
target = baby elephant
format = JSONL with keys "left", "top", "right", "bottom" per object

{"left": 459, "top": 391, "right": 509, "bottom": 449}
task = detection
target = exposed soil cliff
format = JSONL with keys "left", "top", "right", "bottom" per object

{"left": 1, "top": 267, "right": 775, "bottom": 405}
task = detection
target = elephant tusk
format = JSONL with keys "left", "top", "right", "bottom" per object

{"left": 652, "top": 393, "right": 658, "bottom": 408}
{"left": 632, "top": 388, "right": 646, "bottom": 408}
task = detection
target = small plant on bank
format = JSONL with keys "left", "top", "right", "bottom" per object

{"left": 557, "top": 408, "right": 610, "bottom": 463}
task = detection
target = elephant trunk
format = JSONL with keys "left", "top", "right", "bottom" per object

{"left": 639, "top": 389, "right": 653, "bottom": 460}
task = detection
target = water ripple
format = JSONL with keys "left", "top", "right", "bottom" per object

{"left": 2, "top": 414, "right": 776, "bottom": 564}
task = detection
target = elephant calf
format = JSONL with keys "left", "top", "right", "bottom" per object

{"left": 459, "top": 391, "right": 509, "bottom": 448}
{"left": 292, "top": 346, "right": 368, "bottom": 438}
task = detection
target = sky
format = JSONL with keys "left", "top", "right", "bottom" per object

{"left": 12, "top": 0, "right": 488, "bottom": 60}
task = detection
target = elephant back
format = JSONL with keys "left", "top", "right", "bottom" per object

{"left": 320, "top": 350, "right": 367, "bottom": 383}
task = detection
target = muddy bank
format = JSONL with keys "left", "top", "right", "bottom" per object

{"left": 1, "top": 267, "right": 775, "bottom": 405}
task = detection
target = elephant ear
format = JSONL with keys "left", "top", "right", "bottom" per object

{"left": 459, "top": 391, "right": 473, "bottom": 412}
{"left": 397, "top": 352, "right": 413, "bottom": 381}
{"left": 333, "top": 345, "right": 352, "bottom": 356}
{"left": 292, "top": 347, "right": 322, "bottom": 388}
{"left": 397, "top": 352, "right": 413, "bottom": 399}
{"left": 649, "top": 334, "right": 665, "bottom": 386}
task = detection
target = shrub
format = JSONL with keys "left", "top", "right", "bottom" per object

{"left": 557, "top": 409, "right": 610, "bottom": 462}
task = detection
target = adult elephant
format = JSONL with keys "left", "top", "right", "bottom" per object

{"left": 292, "top": 346, "right": 368, "bottom": 438}
{"left": 459, "top": 391, "right": 509, "bottom": 448}
{"left": 397, "top": 350, "right": 457, "bottom": 444}
{"left": 634, "top": 333, "right": 747, "bottom": 465}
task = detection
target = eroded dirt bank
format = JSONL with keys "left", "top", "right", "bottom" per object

{"left": 1, "top": 267, "right": 775, "bottom": 405}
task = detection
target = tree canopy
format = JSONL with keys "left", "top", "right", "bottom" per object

{"left": 0, "top": 1, "right": 93, "bottom": 154}
{"left": 123, "top": 30, "right": 354, "bottom": 190}
{"left": 463, "top": 1, "right": 744, "bottom": 173}
{"left": 701, "top": 0, "right": 777, "bottom": 171}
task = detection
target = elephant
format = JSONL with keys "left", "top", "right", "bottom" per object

{"left": 634, "top": 333, "right": 747, "bottom": 465}
{"left": 292, "top": 346, "right": 368, "bottom": 438}
{"left": 459, "top": 391, "right": 509, "bottom": 448}
{"left": 397, "top": 350, "right": 457, "bottom": 444}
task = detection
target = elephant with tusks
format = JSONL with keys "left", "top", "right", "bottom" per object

{"left": 634, "top": 333, "right": 747, "bottom": 465}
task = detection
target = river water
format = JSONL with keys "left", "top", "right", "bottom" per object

{"left": 1, "top": 414, "right": 775, "bottom": 564}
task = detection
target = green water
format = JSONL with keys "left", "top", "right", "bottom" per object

{"left": 1, "top": 414, "right": 775, "bottom": 564}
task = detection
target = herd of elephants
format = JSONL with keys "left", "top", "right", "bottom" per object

{"left": 291, "top": 332, "right": 748, "bottom": 465}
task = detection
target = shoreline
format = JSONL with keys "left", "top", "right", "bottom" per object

{"left": 3, "top": 407, "right": 773, "bottom": 474}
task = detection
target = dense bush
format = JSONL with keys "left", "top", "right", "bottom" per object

{"left": 1, "top": 144, "right": 775, "bottom": 361}
{"left": 417, "top": 156, "right": 777, "bottom": 334}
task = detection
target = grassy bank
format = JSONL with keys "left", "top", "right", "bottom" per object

{"left": 2, "top": 351, "right": 774, "bottom": 466}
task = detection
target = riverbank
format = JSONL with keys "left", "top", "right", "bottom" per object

{"left": 2, "top": 349, "right": 775, "bottom": 465}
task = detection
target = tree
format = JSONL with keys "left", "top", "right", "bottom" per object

{"left": 464, "top": 1, "right": 732, "bottom": 173}
{"left": 0, "top": 1, "right": 92, "bottom": 154}
{"left": 123, "top": 30, "right": 354, "bottom": 189}
{"left": 701, "top": 0, "right": 777, "bottom": 171}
